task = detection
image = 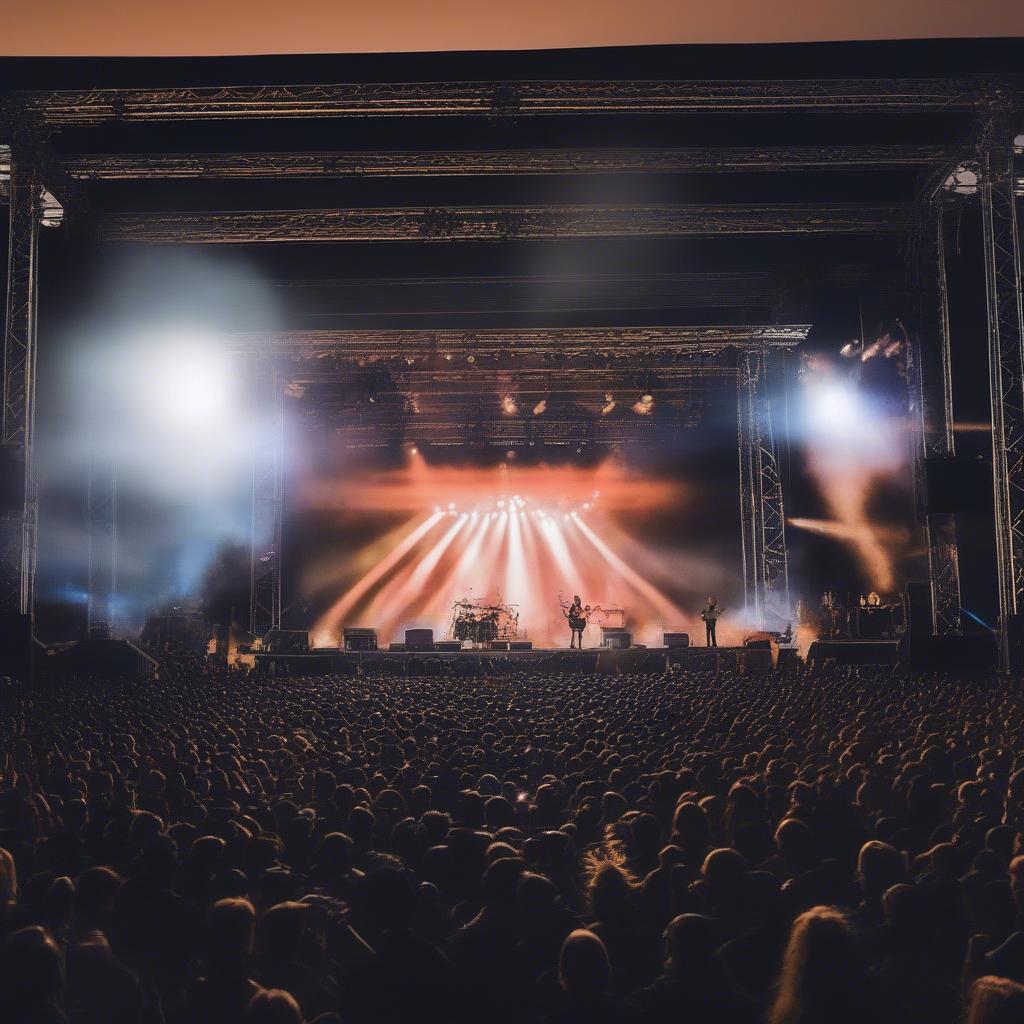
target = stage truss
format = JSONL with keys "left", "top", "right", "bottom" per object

{"left": 910, "top": 203, "right": 962, "bottom": 637}
{"left": 981, "top": 112, "right": 1024, "bottom": 669}
{"left": 737, "top": 348, "right": 790, "bottom": 626}
{"left": 3, "top": 71, "right": 1020, "bottom": 648}
{"left": 242, "top": 327, "right": 804, "bottom": 632}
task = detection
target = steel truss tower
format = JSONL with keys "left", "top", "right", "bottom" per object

{"left": 1, "top": 156, "right": 41, "bottom": 617}
{"left": 914, "top": 204, "right": 962, "bottom": 635}
{"left": 981, "top": 116, "right": 1024, "bottom": 670}
{"left": 737, "top": 347, "right": 790, "bottom": 629}
{"left": 249, "top": 360, "right": 284, "bottom": 637}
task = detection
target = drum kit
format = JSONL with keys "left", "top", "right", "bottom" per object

{"left": 448, "top": 596, "right": 520, "bottom": 644}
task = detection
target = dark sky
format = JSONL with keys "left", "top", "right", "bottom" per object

{"left": 3, "top": 0, "right": 1023, "bottom": 56}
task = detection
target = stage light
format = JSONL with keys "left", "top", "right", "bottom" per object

{"left": 840, "top": 342, "right": 858, "bottom": 358}
{"left": 502, "top": 395, "right": 518, "bottom": 415}
{"left": 602, "top": 393, "right": 616, "bottom": 415}
{"left": 941, "top": 162, "right": 979, "bottom": 195}
{"left": 410, "top": 447, "right": 418, "bottom": 455}
{"left": 533, "top": 400, "right": 547, "bottom": 415}
{"left": 142, "top": 336, "right": 233, "bottom": 430}
{"left": 633, "top": 393, "right": 655, "bottom": 415}
{"left": 447, "top": 502, "right": 456, "bottom": 511}
{"left": 806, "top": 381, "right": 859, "bottom": 438}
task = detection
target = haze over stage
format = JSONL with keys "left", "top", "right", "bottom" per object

{"left": 1, "top": 37, "right": 1021, "bottom": 671}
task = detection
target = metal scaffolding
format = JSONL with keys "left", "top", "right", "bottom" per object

{"left": 250, "top": 361, "right": 284, "bottom": 637}
{"left": 14, "top": 77, "right": 985, "bottom": 126}
{"left": 61, "top": 144, "right": 952, "bottom": 180}
{"left": 982, "top": 117, "right": 1024, "bottom": 670}
{"left": 737, "top": 347, "right": 790, "bottom": 629}
{"left": 224, "top": 324, "right": 810, "bottom": 359}
{"left": 914, "top": 204, "right": 962, "bottom": 635}
{"left": 1, "top": 156, "right": 41, "bottom": 617}
{"left": 97, "top": 203, "right": 910, "bottom": 245}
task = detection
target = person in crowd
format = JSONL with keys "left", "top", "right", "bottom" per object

{"left": 768, "top": 905, "right": 889, "bottom": 1024}
{"left": 1, "top": 661, "right": 1024, "bottom": 1024}
{"left": 964, "top": 975, "right": 1024, "bottom": 1024}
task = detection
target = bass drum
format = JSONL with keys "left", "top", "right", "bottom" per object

{"left": 479, "top": 619, "right": 497, "bottom": 643}
{"left": 454, "top": 617, "right": 469, "bottom": 641}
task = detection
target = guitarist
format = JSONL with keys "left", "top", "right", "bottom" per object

{"left": 701, "top": 597, "right": 725, "bottom": 648}
{"left": 563, "top": 595, "right": 588, "bottom": 649}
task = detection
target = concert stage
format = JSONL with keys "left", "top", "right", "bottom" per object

{"left": 252, "top": 643, "right": 780, "bottom": 677}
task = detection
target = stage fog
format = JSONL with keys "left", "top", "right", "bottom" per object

{"left": 32, "top": 246, "right": 925, "bottom": 644}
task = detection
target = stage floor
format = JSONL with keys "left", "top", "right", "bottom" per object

{"left": 251, "top": 643, "right": 783, "bottom": 676}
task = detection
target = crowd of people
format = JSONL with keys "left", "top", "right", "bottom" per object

{"left": 2, "top": 663, "right": 1024, "bottom": 1023}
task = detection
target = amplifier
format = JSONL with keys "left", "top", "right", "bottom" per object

{"left": 388, "top": 643, "right": 408, "bottom": 652}
{"left": 404, "top": 628, "right": 434, "bottom": 651}
{"left": 663, "top": 632, "right": 690, "bottom": 649}
{"left": 433, "top": 640, "right": 462, "bottom": 652}
{"left": 601, "top": 629, "right": 632, "bottom": 650}
{"left": 343, "top": 627, "right": 378, "bottom": 651}
{"left": 262, "top": 629, "right": 310, "bottom": 653}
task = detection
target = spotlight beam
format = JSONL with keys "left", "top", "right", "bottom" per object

{"left": 314, "top": 511, "right": 442, "bottom": 636}
{"left": 361, "top": 513, "right": 470, "bottom": 626}
{"left": 413, "top": 513, "right": 493, "bottom": 624}
{"left": 571, "top": 513, "right": 687, "bottom": 622}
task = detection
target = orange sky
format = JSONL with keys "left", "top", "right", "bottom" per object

{"left": 3, "top": 0, "right": 1022, "bottom": 56}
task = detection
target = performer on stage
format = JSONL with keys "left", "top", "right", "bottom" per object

{"left": 563, "top": 595, "right": 588, "bottom": 649}
{"left": 701, "top": 597, "right": 724, "bottom": 648}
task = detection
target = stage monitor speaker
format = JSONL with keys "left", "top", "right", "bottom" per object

{"left": 343, "top": 627, "right": 377, "bottom": 651}
{"left": 404, "top": 628, "right": 434, "bottom": 651}
{"left": 807, "top": 639, "right": 901, "bottom": 667}
{"left": 0, "top": 445, "right": 25, "bottom": 514}
{"left": 663, "top": 632, "right": 690, "bottom": 649}
{"left": 925, "top": 456, "right": 991, "bottom": 515}
{"left": 601, "top": 629, "right": 632, "bottom": 650}
{"left": 508, "top": 640, "right": 533, "bottom": 651}
{"left": 262, "top": 629, "right": 310, "bottom": 653}
{"left": 433, "top": 640, "right": 462, "bottom": 652}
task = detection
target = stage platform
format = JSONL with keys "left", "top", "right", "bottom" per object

{"left": 252, "top": 643, "right": 783, "bottom": 676}
{"left": 806, "top": 639, "right": 902, "bottom": 667}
